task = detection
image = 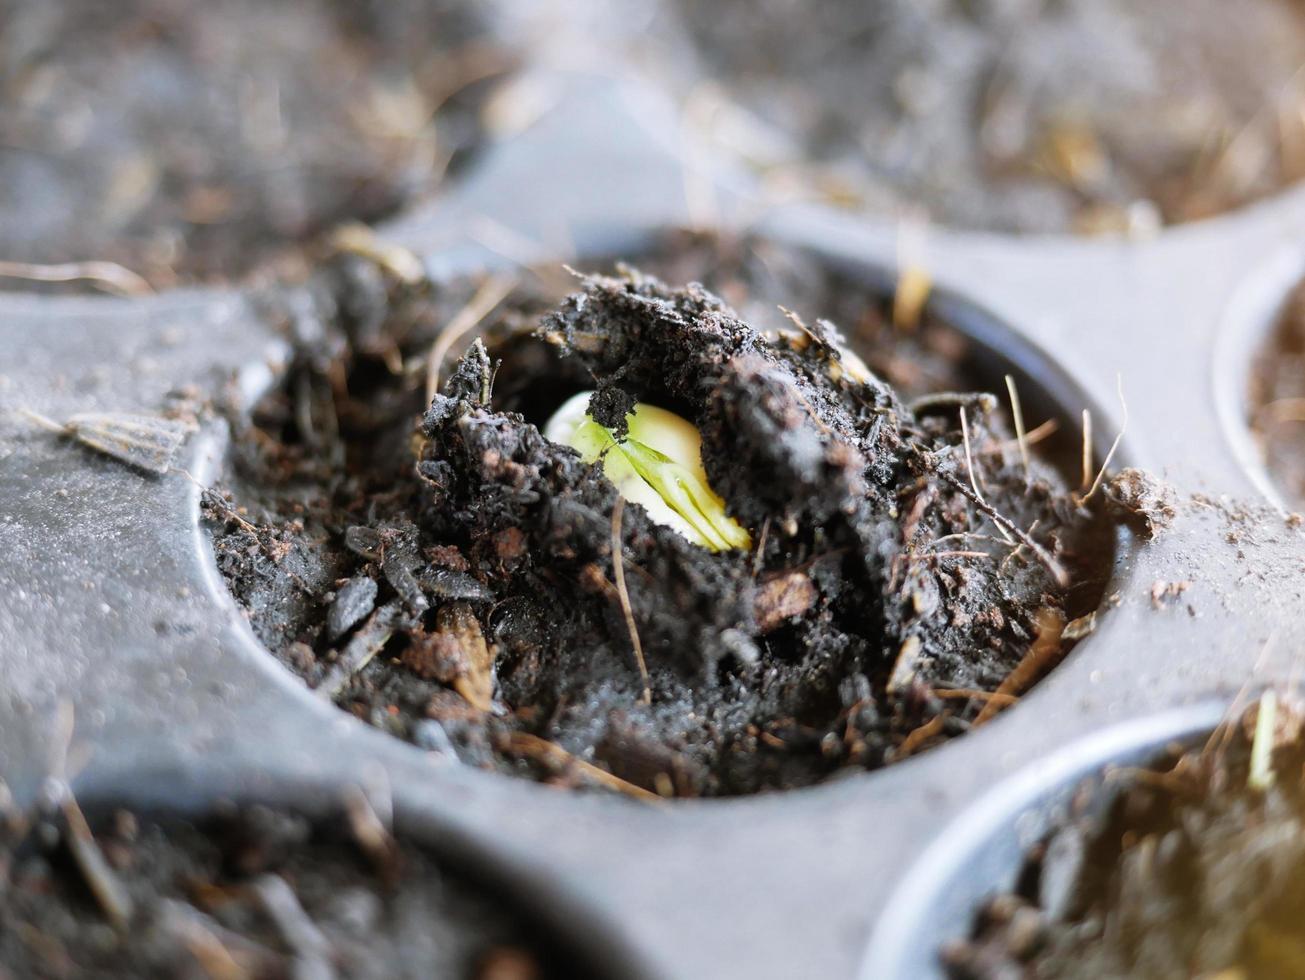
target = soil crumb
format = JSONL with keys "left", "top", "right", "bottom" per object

{"left": 945, "top": 695, "right": 1305, "bottom": 980}
{"left": 0, "top": 794, "right": 578, "bottom": 979}
{"left": 672, "top": 0, "right": 1305, "bottom": 233}
{"left": 1251, "top": 276, "right": 1305, "bottom": 507}
{"left": 1103, "top": 468, "right": 1176, "bottom": 539}
{"left": 209, "top": 231, "right": 1120, "bottom": 798}
{"left": 0, "top": 0, "right": 508, "bottom": 288}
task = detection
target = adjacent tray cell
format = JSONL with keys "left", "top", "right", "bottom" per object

{"left": 0, "top": 0, "right": 513, "bottom": 290}
{"left": 673, "top": 0, "right": 1305, "bottom": 233}
{"left": 942, "top": 696, "right": 1304, "bottom": 979}
{"left": 1249, "top": 273, "right": 1305, "bottom": 508}
{"left": 0, "top": 792, "right": 591, "bottom": 979}
{"left": 206, "top": 230, "right": 1123, "bottom": 800}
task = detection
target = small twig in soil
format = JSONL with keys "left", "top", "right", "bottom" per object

{"left": 778, "top": 305, "right": 822, "bottom": 346}
{"left": 192, "top": 480, "right": 258, "bottom": 533}
{"left": 59, "top": 791, "right": 134, "bottom": 930}
{"left": 1079, "top": 374, "right": 1129, "bottom": 505}
{"left": 999, "top": 519, "right": 1042, "bottom": 575}
{"left": 249, "top": 874, "right": 335, "bottom": 977}
{"left": 789, "top": 385, "right": 833, "bottom": 436}
{"left": 425, "top": 274, "right": 516, "bottom": 404}
{"left": 751, "top": 516, "right": 771, "bottom": 579}
{"left": 1004, "top": 374, "right": 1031, "bottom": 484}
{"left": 928, "top": 531, "right": 1008, "bottom": 549}
{"left": 343, "top": 784, "right": 400, "bottom": 884}
{"left": 610, "top": 498, "right": 651, "bottom": 705}
{"left": 905, "top": 550, "right": 993, "bottom": 562}
{"left": 157, "top": 899, "right": 271, "bottom": 979}
{"left": 959, "top": 406, "right": 986, "bottom": 500}
{"left": 932, "top": 688, "right": 1017, "bottom": 707}
{"left": 974, "top": 607, "right": 1067, "bottom": 725}
{"left": 934, "top": 467, "right": 1069, "bottom": 587}
{"left": 178, "top": 922, "right": 251, "bottom": 980}
{"left": 908, "top": 391, "right": 997, "bottom": 416}
{"left": 499, "top": 732, "right": 660, "bottom": 802}
{"left": 0, "top": 259, "right": 152, "bottom": 296}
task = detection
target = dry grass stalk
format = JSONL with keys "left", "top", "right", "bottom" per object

{"left": 959, "top": 406, "right": 985, "bottom": 501}
{"left": 1004, "top": 374, "right": 1031, "bottom": 482}
{"left": 1081, "top": 374, "right": 1129, "bottom": 504}
{"left": 425, "top": 274, "right": 516, "bottom": 403}
{"left": 0, "top": 259, "right": 151, "bottom": 296}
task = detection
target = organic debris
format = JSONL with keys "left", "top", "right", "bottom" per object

{"left": 210, "top": 233, "right": 1119, "bottom": 798}
{"left": 945, "top": 695, "right": 1305, "bottom": 980}
{"left": 1102, "top": 468, "right": 1177, "bottom": 537}
{"left": 18, "top": 409, "right": 193, "bottom": 474}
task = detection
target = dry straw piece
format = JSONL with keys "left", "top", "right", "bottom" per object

{"left": 18, "top": 409, "right": 194, "bottom": 474}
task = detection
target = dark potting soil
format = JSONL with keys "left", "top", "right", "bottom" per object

{"left": 944, "top": 697, "right": 1305, "bottom": 980}
{"left": 671, "top": 0, "right": 1305, "bottom": 234}
{"left": 1250, "top": 277, "right": 1305, "bottom": 508}
{"left": 207, "top": 231, "right": 1122, "bottom": 799}
{"left": 0, "top": 0, "right": 507, "bottom": 289}
{"left": 0, "top": 794, "right": 568, "bottom": 979}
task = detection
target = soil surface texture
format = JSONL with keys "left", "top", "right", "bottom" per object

{"left": 0, "top": 793, "right": 570, "bottom": 979}
{"left": 673, "top": 0, "right": 1305, "bottom": 233}
{"left": 0, "top": 0, "right": 506, "bottom": 289}
{"left": 1251, "top": 277, "right": 1305, "bottom": 509}
{"left": 945, "top": 697, "right": 1305, "bottom": 979}
{"left": 208, "top": 231, "right": 1118, "bottom": 799}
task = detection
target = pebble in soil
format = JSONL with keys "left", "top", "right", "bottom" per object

{"left": 945, "top": 696, "right": 1305, "bottom": 980}
{"left": 208, "top": 231, "right": 1121, "bottom": 799}
{"left": 0, "top": 791, "right": 574, "bottom": 980}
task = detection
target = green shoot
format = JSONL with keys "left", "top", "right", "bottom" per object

{"left": 1248, "top": 689, "right": 1278, "bottom": 793}
{"left": 544, "top": 392, "right": 751, "bottom": 552}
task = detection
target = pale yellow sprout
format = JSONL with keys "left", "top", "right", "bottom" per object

{"left": 544, "top": 392, "right": 751, "bottom": 553}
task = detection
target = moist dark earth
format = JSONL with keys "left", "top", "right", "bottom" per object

{"left": 0, "top": 795, "right": 572, "bottom": 979}
{"left": 945, "top": 697, "right": 1305, "bottom": 980}
{"left": 208, "top": 231, "right": 1122, "bottom": 799}
{"left": 669, "top": 0, "right": 1305, "bottom": 233}
{"left": 1251, "top": 276, "right": 1305, "bottom": 508}
{"left": 0, "top": 0, "right": 507, "bottom": 288}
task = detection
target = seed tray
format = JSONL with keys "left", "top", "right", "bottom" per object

{"left": 3, "top": 20, "right": 1305, "bottom": 980}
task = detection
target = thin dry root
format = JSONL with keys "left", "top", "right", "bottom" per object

{"left": 0, "top": 259, "right": 152, "bottom": 296}
{"left": 610, "top": 498, "right": 652, "bottom": 705}
{"left": 1080, "top": 374, "right": 1129, "bottom": 504}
